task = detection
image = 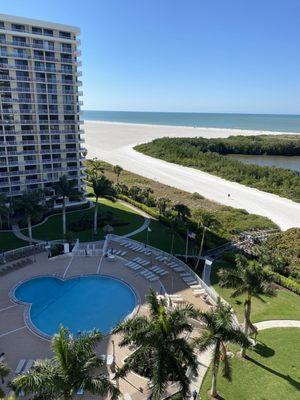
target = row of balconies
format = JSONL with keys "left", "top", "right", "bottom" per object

{"left": 1, "top": 165, "right": 85, "bottom": 177}
{"left": 0, "top": 174, "right": 85, "bottom": 188}
{"left": 0, "top": 146, "right": 85, "bottom": 156}
{"left": 0, "top": 62, "right": 81, "bottom": 75}
{"left": 1, "top": 155, "right": 84, "bottom": 166}
{"left": 0, "top": 74, "right": 81, "bottom": 85}
{"left": 0, "top": 119, "right": 83, "bottom": 125}
{"left": 1, "top": 137, "right": 84, "bottom": 146}
{"left": 0, "top": 25, "right": 77, "bottom": 41}
{"left": 0, "top": 129, "right": 83, "bottom": 135}
{"left": 0, "top": 87, "right": 82, "bottom": 95}
{"left": 1, "top": 98, "right": 83, "bottom": 106}
{"left": 0, "top": 39, "right": 78, "bottom": 54}
{"left": 0, "top": 51, "right": 79, "bottom": 65}
{"left": 0, "top": 108, "right": 81, "bottom": 115}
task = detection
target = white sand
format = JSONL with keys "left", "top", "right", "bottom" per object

{"left": 84, "top": 121, "right": 300, "bottom": 230}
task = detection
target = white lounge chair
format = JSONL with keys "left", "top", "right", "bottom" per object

{"left": 23, "top": 359, "right": 34, "bottom": 373}
{"left": 15, "top": 359, "right": 26, "bottom": 374}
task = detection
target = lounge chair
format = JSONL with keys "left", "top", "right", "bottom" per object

{"left": 23, "top": 359, "right": 34, "bottom": 373}
{"left": 15, "top": 359, "right": 26, "bottom": 375}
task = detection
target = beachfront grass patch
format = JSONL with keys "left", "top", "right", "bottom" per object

{"left": 24, "top": 199, "right": 144, "bottom": 242}
{"left": 131, "top": 219, "right": 196, "bottom": 255}
{"left": 200, "top": 328, "right": 300, "bottom": 400}
{"left": 211, "top": 260, "right": 300, "bottom": 322}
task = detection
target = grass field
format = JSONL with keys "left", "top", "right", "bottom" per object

{"left": 24, "top": 199, "right": 144, "bottom": 242}
{"left": 200, "top": 328, "right": 300, "bottom": 400}
{"left": 211, "top": 260, "right": 300, "bottom": 322}
{"left": 0, "top": 232, "right": 27, "bottom": 252}
{"left": 131, "top": 219, "right": 196, "bottom": 254}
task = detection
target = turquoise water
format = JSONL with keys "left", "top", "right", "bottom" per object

{"left": 14, "top": 276, "right": 137, "bottom": 337}
{"left": 83, "top": 111, "right": 300, "bottom": 132}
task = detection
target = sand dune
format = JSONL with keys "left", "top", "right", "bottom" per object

{"left": 84, "top": 120, "right": 300, "bottom": 230}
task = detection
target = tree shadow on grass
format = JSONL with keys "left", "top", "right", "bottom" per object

{"left": 253, "top": 341, "right": 275, "bottom": 358}
{"left": 247, "top": 356, "right": 300, "bottom": 390}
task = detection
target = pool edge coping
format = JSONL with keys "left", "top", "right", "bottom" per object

{"left": 10, "top": 273, "right": 141, "bottom": 342}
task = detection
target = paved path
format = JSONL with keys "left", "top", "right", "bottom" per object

{"left": 254, "top": 320, "right": 300, "bottom": 330}
{"left": 12, "top": 224, "right": 43, "bottom": 244}
{"left": 85, "top": 121, "right": 300, "bottom": 230}
{"left": 123, "top": 218, "right": 151, "bottom": 238}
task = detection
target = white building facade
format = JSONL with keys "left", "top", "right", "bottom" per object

{"left": 0, "top": 14, "right": 85, "bottom": 202}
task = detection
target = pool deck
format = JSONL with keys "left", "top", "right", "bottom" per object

{"left": 0, "top": 241, "right": 210, "bottom": 399}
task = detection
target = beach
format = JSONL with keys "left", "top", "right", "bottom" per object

{"left": 84, "top": 120, "right": 300, "bottom": 230}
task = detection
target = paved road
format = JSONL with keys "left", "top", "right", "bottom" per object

{"left": 85, "top": 121, "right": 300, "bottom": 230}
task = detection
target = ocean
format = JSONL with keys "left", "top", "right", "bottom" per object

{"left": 83, "top": 110, "right": 300, "bottom": 133}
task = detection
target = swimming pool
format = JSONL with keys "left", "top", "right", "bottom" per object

{"left": 13, "top": 275, "right": 137, "bottom": 338}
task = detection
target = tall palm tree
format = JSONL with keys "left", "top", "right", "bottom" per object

{"left": 166, "top": 212, "right": 180, "bottom": 255}
{"left": 11, "top": 326, "right": 119, "bottom": 400}
{"left": 87, "top": 158, "right": 105, "bottom": 182}
{"left": 53, "top": 176, "right": 81, "bottom": 236}
{"left": 156, "top": 197, "right": 170, "bottom": 216}
{"left": 0, "top": 361, "right": 10, "bottom": 398}
{"left": 218, "top": 255, "right": 275, "bottom": 357}
{"left": 193, "top": 210, "right": 220, "bottom": 269}
{"left": 91, "top": 175, "right": 116, "bottom": 235}
{"left": 172, "top": 203, "right": 191, "bottom": 221}
{"left": 0, "top": 194, "right": 9, "bottom": 230}
{"left": 112, "top": 165, "right": 123, "bottom": 183}
{"left": 195, "top": 299, "right": 250, "bottom": 398}
{"left": 14, "top": 191, "right": 45, "bottom": 244}
{"left": 113, "top": 289, "right": 198, "bottom": 400}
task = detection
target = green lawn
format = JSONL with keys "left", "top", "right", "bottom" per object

{"left": 200, "top": 328, "right": 300, "bottom": 400}
{"left": 24, "top": 199, "right": 144, "bottom": 242}
{"left": 211, "top": 261, "right": 300, "bottom": 322}
{"left": 0, "top": 231, "right": 27, "bottom": 252}
{"left": 131, "top": 219, "right": 196, "bottom": 255}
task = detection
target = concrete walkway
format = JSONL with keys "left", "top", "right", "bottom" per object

{"left": 123, "top": 217, "right": 151, "bottom": 238}
{"left": 12, "top": 224, "right": 43, "bottom": 244}
{"left": 254, "top": 320, "right": 300, "bottom": 330}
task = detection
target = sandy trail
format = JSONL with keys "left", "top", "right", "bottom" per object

{"left": 84, "top": 120, "right": 300, "bottom": 230}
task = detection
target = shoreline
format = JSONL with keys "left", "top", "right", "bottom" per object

{"left": 83, "top": 119, "right": 300, "bottom": 136}
{"left": 84, "top": 120, "right": 300, "bottom": 230}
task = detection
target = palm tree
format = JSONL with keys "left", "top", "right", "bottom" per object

{"left": 53, "top": 176, "right": 81, "bottom": 236}
{"left": 0, "top": 194, "right": 9, "bottom": 230}
{"left": 193, "top": 210, "right": 220, "bottom": 269}
{"left": 166, "top": 212, "right": 180, "bottom": 255}
{"left": 156, "top": 197, "right": 170, "bottom": 216}
{"left": 14, "top": 191, "right": 45, "bottom": 244}
{"left": 11, "top": 326, "right": 119, "bottom": 400}
{"left": 218, "top": 255, "right": 275, "bottom": 357}
{"left": 91, "top": 175, "right": 116, "bottom": 235}
{"left": 113, "top": 289, "right": 198, "bottom": 400}
{"left": 87, "top": 158, "right": 105, "bottom": 181}
{"left": 112, "top": 165, "right": 123, "bottom": 183}
{"left": 172, "top": 203, "right": 191, "bottom": 221}
{"left": 0, "top": 361, "right": 10, "bottom": 398}
{"left": 195, "top": 299, "right": 250, "bottom": 398}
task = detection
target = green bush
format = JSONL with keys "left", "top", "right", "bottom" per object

{"left": 271, "top": 272, "right": 300, "bottom": 295}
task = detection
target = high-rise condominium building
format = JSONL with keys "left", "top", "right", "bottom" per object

{"left": 0, "top": 14, "right": 85, "bottom": 205}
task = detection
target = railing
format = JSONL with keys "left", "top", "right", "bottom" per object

{"left": 107, "top": 234, "right": 220, "bottom": 304}
{"left": 0, "top": 242, "right": 45, "bottom": 264}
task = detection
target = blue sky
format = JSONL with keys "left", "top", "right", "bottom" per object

{"left": 1, "top": 0, "right": 300, "bottom": 114}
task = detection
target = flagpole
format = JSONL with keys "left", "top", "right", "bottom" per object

{"left": 185, "top": 229, "right": 189, "bottom": 262}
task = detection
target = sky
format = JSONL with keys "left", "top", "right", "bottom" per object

{"left": 1, "top": 0, "right": 300, "bottom": 114}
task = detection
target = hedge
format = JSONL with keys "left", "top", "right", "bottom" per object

{"left": 271, "top": 271, "right": 300, "bottom": 295}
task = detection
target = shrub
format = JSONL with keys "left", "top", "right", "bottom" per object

{"left": 270, "top": 272, "right": 300, "bottom": 295}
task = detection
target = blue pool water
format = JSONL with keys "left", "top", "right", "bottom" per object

{"left": 14, "top": 276, "right": 137, "bottom": 337}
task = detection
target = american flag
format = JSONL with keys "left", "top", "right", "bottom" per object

{"left": 187, "top": 231, "right": 196, "bottom": 239}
